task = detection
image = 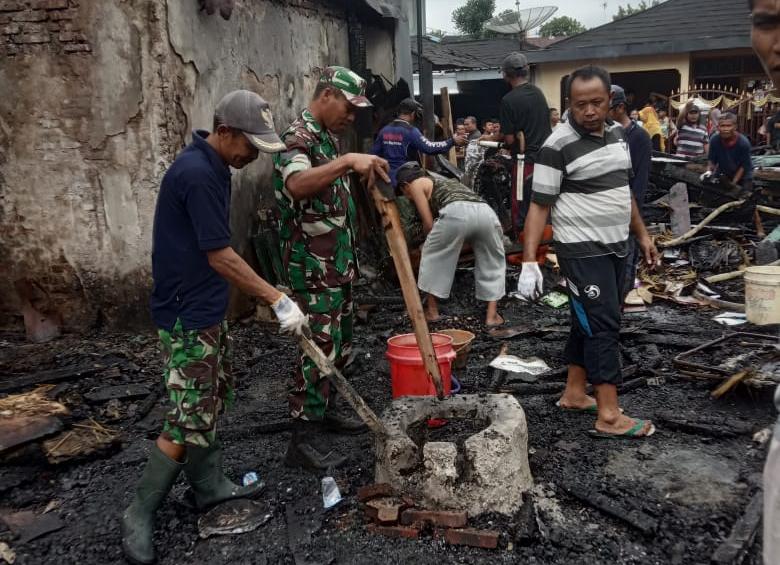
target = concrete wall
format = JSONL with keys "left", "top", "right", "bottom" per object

{"left": 0, "top": 0, "right": 395, "bottom": 331}
{"left": 534, "top": 53, "right": 691, "bottom": 109}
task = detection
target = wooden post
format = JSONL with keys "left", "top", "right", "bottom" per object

{"left": 370, "top": 186, "right": 445, "bottom": 399}
{"left": 440, "top": 86, "right": 458, "bottom": 166}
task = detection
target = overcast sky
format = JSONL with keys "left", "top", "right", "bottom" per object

{"left": 425, "top": 0, "right": 639, "bottom": 34}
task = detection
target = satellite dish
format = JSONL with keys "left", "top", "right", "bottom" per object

{"left": 485, "top": 4, "right": 558, "bottom": 36}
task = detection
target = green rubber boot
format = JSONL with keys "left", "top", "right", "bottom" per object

{"left": 121, "top": 444, "right": 183, "bottom": 565}
{"left": 183, "top": 442, "right": 265, "bottom": 509}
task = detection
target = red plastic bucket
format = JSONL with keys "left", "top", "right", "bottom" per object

{"left": 386, "top": 333, "right": 455, "bottom": 398}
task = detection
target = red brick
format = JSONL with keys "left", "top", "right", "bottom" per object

{"left": 0, "top": 1, "right": 24, "bottom": 12}
{"left": 12, "top": 10, "right": 47, "bottom": 22}
{"left": 364, "top": 497, "right": 404, "bottom": 525}
{"left": 400, "top": 509, "right": 467, "bottom": 528}
{"left": 366, "top": 524, "right": 420, "bottom": 540}
{"left": 444, "top": 528, "right": 499, "bottom": 549}
{"left": 356, "top": 483, "right": 395, "bottom": 502}
{"left": 29, "top": 0, "right": 69, "bottom": 8}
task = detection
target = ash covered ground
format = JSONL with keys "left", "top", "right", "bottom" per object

{"left": 0, "top": 268, "right": 776, "bottom": 565}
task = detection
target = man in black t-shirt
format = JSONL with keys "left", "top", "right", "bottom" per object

{"left": 483, "top": 52, "right": 551, "bottom": 228}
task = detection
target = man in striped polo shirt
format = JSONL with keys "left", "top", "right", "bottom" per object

{"left": 516, "top": 65, "right": 659, "bottom": 439}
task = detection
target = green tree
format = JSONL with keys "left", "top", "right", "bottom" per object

{"left": 612, "top": 0, "right": 661, "bottom": 21}
{"left": 452, "top": 0, "right": 495, "bottom": 36}
{"left": 539, "top": 16, "right": 586, "bottom": 38}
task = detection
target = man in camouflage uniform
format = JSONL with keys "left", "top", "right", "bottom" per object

{"left": 274, "top": 66, "right": 389, "bottom": 469}
{"left": 121, "top": 91, "right": 307, "bottom": 564}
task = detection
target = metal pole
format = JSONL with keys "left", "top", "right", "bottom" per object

{"left": 415, "top": 0, "right": 434, "bottom": 138}
{"left": 416, "top": 0, "right": 423, "bottom": 81}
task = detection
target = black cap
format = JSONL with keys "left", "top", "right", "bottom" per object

{"left": 396, "top": 161, "right": 426, "bottom": 187}
{"left": 501, "top": 52, "right": 528, "bottom": 72}
{"left": 398, "top": 97, "right": 423, "bottom": 115}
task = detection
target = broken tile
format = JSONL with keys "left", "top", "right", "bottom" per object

{"left": 364, "top": 497, "right": 405, "bottom": 525}
{"left": 0, "top": 510, "right": 64, "bottom": 543}
{"left": 198, "top": 498, "right": 272, "bottom": 539}
{"left": 0, "top": 541, "right": 14, "bottom": 564}
{"left": 0, "top": 416, "right": 63, "bottom": 454}
{"left": 356, "top": 483, "right": 394, "bottom": 502}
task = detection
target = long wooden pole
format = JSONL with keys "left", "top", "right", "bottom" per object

{"left": 370, "top": 187, "right": 445, "bottom": 399}
{"left": 298, "top": 329, "right": 387, "bottom": 436}
{"left": 440, "top": 86, "right": 458, "bottom": 166}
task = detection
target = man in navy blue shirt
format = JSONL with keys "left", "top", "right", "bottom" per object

{"left": 704, "top": 112, "right": 754, "bottom": 191}
{"left": 371, "top": 97, "right": 465, "bottom": 185}
{"left": 122, "top": 91, "right": 307, "bottom": 565}
{"left": 609, "top": 85, "right": 653, "bottom": 299}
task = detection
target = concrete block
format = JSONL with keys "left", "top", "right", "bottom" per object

{"left": 443, "top": 528, "right": 499, "bottom": 549}
{"left": 375, "top": 394, "right": 533, "bottom": 516}
{"left": 366, "top": 524, "right": 420, "bottom": 540}
{"left": 400, "top": 509, "right": 467, "bottom": 528}
{"left": 363, "top": 497, "right": 405, "bottom": 525}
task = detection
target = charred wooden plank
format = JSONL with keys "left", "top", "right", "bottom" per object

{"left": 561, "top": 482, "right": 657, "bottom": 535}
{"left": 711, "top": 491, "right": 763, "bottom": 565}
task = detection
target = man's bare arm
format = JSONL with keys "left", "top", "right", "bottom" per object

{"left": 207, "top": 247, "right": 282, "bottom": 304}
{"left": 521, "top": 201, "right": 551, "bottom": 263}
{"left": 628, "top": 197, "right": 659, "bottom": 266}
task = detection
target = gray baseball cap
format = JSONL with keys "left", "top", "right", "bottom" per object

{"left": 214, "top": 90, "right": 285, "bottom": 153}
{"left": 501, "top": 52, "right": 528, "bottom": 72}
{"left": 610, "top": 85, "right": 627, "bottom": 108}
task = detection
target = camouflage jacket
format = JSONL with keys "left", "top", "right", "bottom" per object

{"left": 273, "top": 109, "right": 357, "bottom": 291}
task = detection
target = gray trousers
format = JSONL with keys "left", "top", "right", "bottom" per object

{"left": 418, "top": 201, "right": 506, "bottom": 302}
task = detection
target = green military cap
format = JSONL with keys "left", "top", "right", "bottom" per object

{"left": 320, "top": 66, "right": 372, "bottom": 107}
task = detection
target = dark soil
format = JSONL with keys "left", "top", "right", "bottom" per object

{"left": 0, "top": 267, "right": 777, "bottom": 565}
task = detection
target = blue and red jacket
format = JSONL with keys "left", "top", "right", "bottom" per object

{"left": 371, "top": 119, "right": 454, "bottom": 185}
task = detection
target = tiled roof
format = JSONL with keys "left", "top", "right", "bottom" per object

{"left": 414, "top": 35, "right": 558, "bottom": 70}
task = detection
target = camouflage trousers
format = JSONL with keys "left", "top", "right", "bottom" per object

{"left": 290, "top": 284, "right": 353, "bottom": 420}
{"left": 159, "top": 319, "right": 235, "bottom": 448}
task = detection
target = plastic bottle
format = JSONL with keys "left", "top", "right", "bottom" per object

{"left": 321, "top": 476, "right": 342, "bottom": 509}
{"left": 242, "top": 471, "right": 259, "bottom": 487}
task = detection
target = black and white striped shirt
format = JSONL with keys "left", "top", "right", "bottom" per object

{"left": 531, "top": 120, "right": 632, "bottom": 259}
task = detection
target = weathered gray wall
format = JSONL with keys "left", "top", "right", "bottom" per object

{"left": 0, "top": 0, "right": 395, "bottom": 331}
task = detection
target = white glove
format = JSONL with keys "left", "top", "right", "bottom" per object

{"left": 516, "top": 262, "right": 544, "bottom": 301}
{"left": 699, "top": 171, "right": 713, "bottom": 182}
{"left": 270, "top": 294, "right": 308, "bottom": 336}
